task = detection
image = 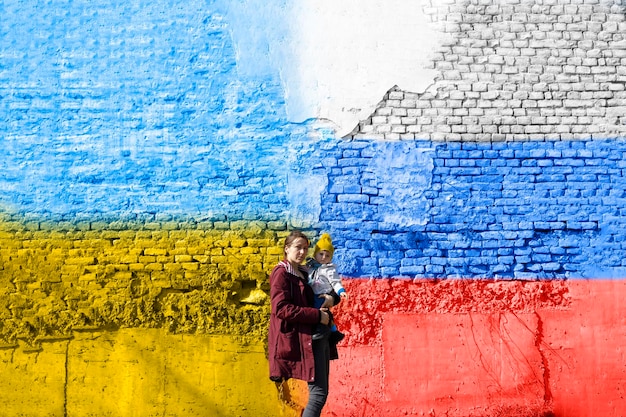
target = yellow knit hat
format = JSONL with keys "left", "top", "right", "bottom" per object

{"left": 314, "top": 233, "right": 334, "bottom": 255}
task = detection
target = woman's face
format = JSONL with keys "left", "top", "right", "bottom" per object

{"left": 285, "top": 237, "right": 309, "bottom": 265}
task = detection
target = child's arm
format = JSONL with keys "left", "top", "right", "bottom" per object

{"left": 328, "top": 264, "right": 348, "bottom": 299}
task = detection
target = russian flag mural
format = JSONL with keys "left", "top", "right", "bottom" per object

{"left": 1, "top": 0, "right": 626, "bottom": 416}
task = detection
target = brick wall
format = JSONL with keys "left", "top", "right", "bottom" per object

{"left": 0, "top": 222, "right": 284, "bottom": 347}
{"left": 347, "top": 0, "right": 626, "bottom": 141}
{"left": 2, "top": 136, "right": 625, "bottom": 346}
{"left": 304, "top": 137, "right": 626, "bottom": 279}
{"left": 2, "top": 0, "right": 626, "bottom": 416}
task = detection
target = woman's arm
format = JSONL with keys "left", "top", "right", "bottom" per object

{"left": 270, "top": 266, "right": 321, "bottom": 324}
{"left": 318, "top": 290, "right": 341, "bottom": 308}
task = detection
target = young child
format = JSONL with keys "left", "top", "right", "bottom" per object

{"left": 306, "top": 233, "right": 348, "bottom": 343}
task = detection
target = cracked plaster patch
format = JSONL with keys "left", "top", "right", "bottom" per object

{"left": 225, "top": 0, "right": 445, "bottom": 136}
{"left": 285, "top": 0, "right": 443, "bottom": 136}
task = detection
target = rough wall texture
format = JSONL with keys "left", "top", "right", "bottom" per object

{"left": 2, "top": 137, "right": 625, "bottom": 348}
{"left": 1, "top": 331, "right": 279, "bottom": 417}
{"left": 308, "top": 138, "right": 626, "bottom": 279}
{"left": 328, "top": 279, "right": 626, "bottom": 417}
{"left": 1, "top": 0, "right": 626, "bottom": 416}
{"left": 0, "top": 224, "right": 282, "bottom": 348}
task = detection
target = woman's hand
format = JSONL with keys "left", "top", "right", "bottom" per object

{"left": 319, "top": 294, "right": 334, "bottom": 308}
{"left": 319, "top": 308, "right": 330, "bottom": 325}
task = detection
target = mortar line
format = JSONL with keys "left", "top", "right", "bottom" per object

{"left": 64, "top": 340, "right": 70, "bottom": 417}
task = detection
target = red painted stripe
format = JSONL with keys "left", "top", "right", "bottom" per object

{"left": 325, "top": 278, "right": 626, "bottom": 417}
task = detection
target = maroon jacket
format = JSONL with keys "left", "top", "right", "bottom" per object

{"left": 268, "top": 261, "right": 320, "bottom": 383}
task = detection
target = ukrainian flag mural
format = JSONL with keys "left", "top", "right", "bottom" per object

{"left": 1, "top": 0, "right": 626, "bottom": 416}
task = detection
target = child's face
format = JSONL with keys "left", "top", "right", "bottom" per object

{"left": 315, "top": 250, "right": 332, "bottom": 264}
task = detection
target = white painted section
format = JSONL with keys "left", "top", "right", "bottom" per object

{"left": 284, "top": 0, "right": 442, "bottom": 136}
{"left": 224, "top": 0, "right": 444, "bottom": 136}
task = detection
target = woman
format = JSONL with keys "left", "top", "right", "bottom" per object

{"left": 268, "top": 230, "right": 340, "bottom": 417}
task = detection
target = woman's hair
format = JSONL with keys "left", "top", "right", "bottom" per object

{"left": 283, "top": 230, "right": 310, "bottom": 253}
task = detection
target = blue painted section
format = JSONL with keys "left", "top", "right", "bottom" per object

{"left": 0, "top": 0, "right": 294, "bottom": 220}
{"left": 320, "top": 139, "right": 626, "bottom": 280}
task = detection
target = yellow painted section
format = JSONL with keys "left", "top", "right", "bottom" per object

{"left": 0, "top": 222, "right": 287, "bottom": 345}
{"left": 0, "top": 329, "right": 308, "bottom": 416}
{"left": 0, "top": 340, "right": 67, "bottom": 416}
{"left": 0, "top": 218, "right": 310, "bottom": 416}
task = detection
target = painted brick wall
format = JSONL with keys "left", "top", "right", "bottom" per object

{"left": 0, "top": 224, "right": 284, "bottom": 347}
{"left": 0, "top": 0, "right": 290, "bottom": 222}
{"left": 3, "top": 135, "right": 626, "bottom": 347}
{"left": 1, "top": 0, "right": 626, "bottom": 416}
{"left": 347, "top": 0, "right": 626, "bottom": 141}
{"left": 313, "top": 138, "right": 626, "bottom": 279}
